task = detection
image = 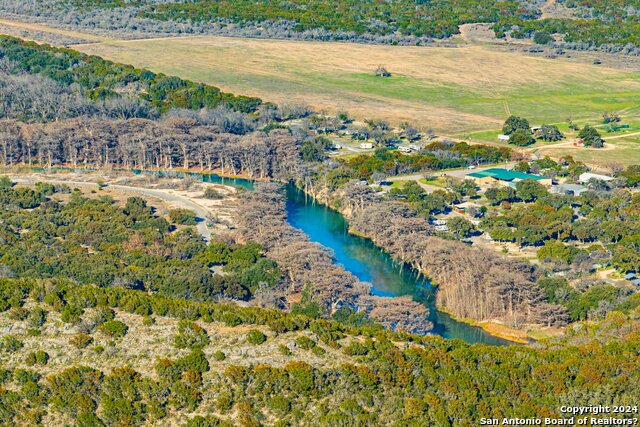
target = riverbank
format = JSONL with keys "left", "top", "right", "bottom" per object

{"left": 2, "top": 166, "right": 534, "bottom": 344}
{"left": 299, "top": 181, "right": 568, "bottom": 342}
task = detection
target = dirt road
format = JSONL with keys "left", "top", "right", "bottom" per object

{"left": 10, "top": 176, "right": 215, "bottom": 243}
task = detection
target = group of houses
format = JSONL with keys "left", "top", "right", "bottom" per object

{"left": 466, "top": 168, "right": 615, "bottom": 196}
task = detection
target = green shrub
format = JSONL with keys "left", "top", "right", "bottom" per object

{"left": 295, "top": 335, "right": 316, "bottom": 350}
{"left": 269, "top": 396, "right": 292, "bottom": 416}
{"left": 246, "top": 329, "right": 267, "bottom": 345}
{"left": 169, "top": 209, "right": 198, "bottom": 225}
{"left": 216, "top": 393, "right": 234, "bottom": 413}
{"left": 187, "top": 415, "right": 233, "bottom": 427}
{"left": 1, "top": 335, "right": 24, "bottom": 353}
{"left": 203, "top": 187, "right": 224, "bottom": 200}
{"left": 25, "top": 351, "right": 49, "bottom": 366}
{"left": 8, "top": 307, "right": 29, "bottom": 320}
{"left": 212, "top": 350, "right": 226, "bottom": 361}
{"left": 14, "top": 369, "right": 40, "bottom": 385}
{"left": 174, "top": 320, "right": 210, "bottom": 349}
{"left": 0, "top": 368, "right": 11, "bottom": 384}
{"left": 27, "top": 307, "right": 47, "bottom": 328}
{"left": 70, "top": 333, "right": 93, "bottom": 349}
{"left": 98, "top": 320, "right": 129, "bottom": 338}
{"left": 175, "top": 350, "right": 210, "bottom": 373}
{"left": 60, "top": 304, "right": 84, "bottom": 324}
{"left": 278, "top": 344, "right": 292, "bottom": 356}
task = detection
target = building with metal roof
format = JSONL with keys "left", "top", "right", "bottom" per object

{"left": 578, "top": 172, "right": 613, "bottom": 183}
{"left": 467, "top": 168, "right": 553, "bottom": 187}
{"left": 550, "top": 183, "right": 589, "bottom": 196}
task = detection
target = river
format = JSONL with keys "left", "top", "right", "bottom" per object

{"left": 28, "top": 168, "right": 509, "bottom": 345}
{"left": 195, "top": 173, "right": 509, "bottom": 345}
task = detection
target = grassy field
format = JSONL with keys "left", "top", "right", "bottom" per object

{"left": 73, "top": 36, "right": 640, "bottom": 134}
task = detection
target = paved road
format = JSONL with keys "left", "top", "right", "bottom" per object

{"left": 10, "top": 177, "right": 214, "bottom": 243}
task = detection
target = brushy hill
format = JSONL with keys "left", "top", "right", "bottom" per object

{"left": 0, "top": 278, "right": 639, "bottom": 426}
{"left": 3, "top": 0, "right": 640, "bottom": 50}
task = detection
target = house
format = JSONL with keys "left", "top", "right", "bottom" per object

{"left": 632, "top": 279, "right": 640, "bottom": 287}
{"left": 550, "top": 183, "right": 588, "bottom": 196}
{"left": 359, "top": 142, "right": 374, "bottom": 149}
{"left": 409, "top": 144, "right": 421, "bottom": 151}
{"left": 624, "top": 273, "right": 637, "bottom": 281}
{"left": 531, "top": 126, "right": 542, "bottom": 135}
{"left": 498, "top": 134, "right": 510, "bottom": 142}
{"left": 467, "top": 168, "right": 553, "bottom": 187}
{"left": 578, "top": 172, "right": 613, "bottom": 183}
{"left": 454, "top": 201, "right": 481, "bottom": 213}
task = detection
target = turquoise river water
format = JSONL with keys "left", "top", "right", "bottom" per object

{"left": 30, "top": 168, "right": 510, "bottom": 345}
{"left": 197, "top": 174, "right": 509, "bottom": 345}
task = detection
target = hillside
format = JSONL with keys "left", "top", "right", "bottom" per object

{"left": 1, "top": 278, "right": 639, "bottom": 426}
{"left": 2, "top": 0, "right": 640, "bottom": 50}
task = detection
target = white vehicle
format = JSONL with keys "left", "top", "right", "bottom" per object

{"left": 468, "top": 165, "right": 476, "bottom": 169}
{"left": 359, "top": 142, "right": 374, "bottom": 149}
{"left": 332, "top": 144, "right": 342, "bottom": 150}
{"left": 398, "top": 146, "right": 412, "bottom": 153}
{"left": 409, "top": 144, "right": 421, "bottom": 151}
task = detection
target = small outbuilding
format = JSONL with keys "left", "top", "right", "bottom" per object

{"left": 578, "top": 172, "right": 613, "bottom": 183}
{"left": 550, "top": 183, "right": 588, "bottom": 196}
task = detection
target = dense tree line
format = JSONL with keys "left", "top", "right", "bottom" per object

{"left": 323, "top": 143, "right": 511, "bottom": 189}
{"left": 496, "top": 0, "right": 640, "bottom": 51}
{"left": 0, "top": 58, "right": 156, "bottom": 122}
{"left": 3, "top": 0, "right": 639, "bottom": 51}
{"left": 0, "top": 0, "right": 538, "bottom": 44}
{"left": 0, "top": 117, "right": 305, "bottom": 179}
{"left": 0, "top": 36, "right": 261, "bottom": 114}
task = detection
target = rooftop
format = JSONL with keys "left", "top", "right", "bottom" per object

{"left": 579, "top": 172, "right": 613, "bottom": 182}
{"left": 467, "top": 168, "right": 547, "bottom": 182}
{"left": 551, "top": 183, "right": 588, "bottom": 194}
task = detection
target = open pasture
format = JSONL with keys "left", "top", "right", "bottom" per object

{"left": 74, "top": 35, "right": 640, "bottom": 133}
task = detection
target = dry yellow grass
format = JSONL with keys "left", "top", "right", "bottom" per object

{"left": 0, "top": 18, "right": 107, "bottom": 42}
{"left": 72, "top": 35, "right": 640, "bottom": 133}
{"left": 1, "top": 18, "right": 639, "bottom": 137}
